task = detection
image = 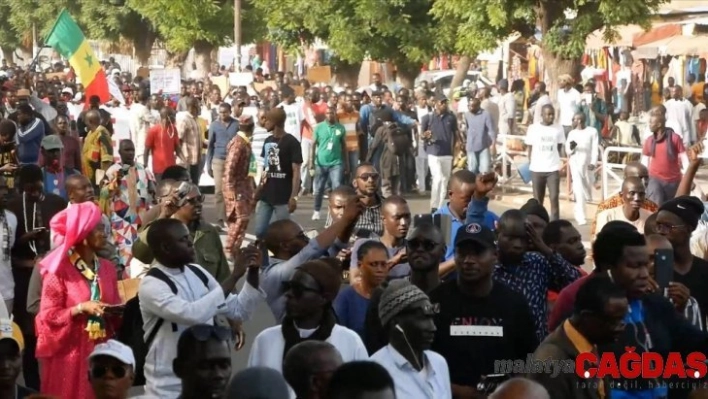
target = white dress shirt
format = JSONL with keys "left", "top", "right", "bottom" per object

{"left": 139, "top": 263, "right": 265, "bottom": 399}
{"left": 370, "top": 344, "right": 452, "bottom": 399}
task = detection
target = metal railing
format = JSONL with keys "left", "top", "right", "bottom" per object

{"left": 601, "top": 146, "right": 643, "bottom": 200}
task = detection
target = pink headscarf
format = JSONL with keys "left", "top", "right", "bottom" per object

{"left": 39, "top": 202, "right": 103, "bottom": 276}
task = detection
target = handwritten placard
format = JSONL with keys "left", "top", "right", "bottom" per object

{"left": 149, "top": 68, "right": 181, "bottom": 94}
{"left": 307, "top": 66, "right": 331, "bottom": 84}
{"left": 229, "top": 72, "right": 253, "bottom": 87}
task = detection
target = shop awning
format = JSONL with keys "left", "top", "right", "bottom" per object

{"left": 635, "top": 35, "right": 708, "bottom": 57}
{"left": 586, "top": 25, "right": 647, "bottom": 49}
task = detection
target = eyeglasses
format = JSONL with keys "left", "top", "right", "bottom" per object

{"left": 186, "top": 324, "right": 233, "bottom": 342}
{"left": 655, "top": 222, "right": 687, "bottom": 234}
{"left": 282, "top": 281, "right": 321, "bottom": 298}
{"left": 357, "top": 173, "right": 379, "bottom": 181}
{"left": 90, "top": 365, "right": 129, "bottom": 379}
{"left": 407, "top": 239, "right": 437, "bottom": 251}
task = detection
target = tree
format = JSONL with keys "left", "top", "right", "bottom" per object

{"left": 431, "top": 0, "right": 666, "bottom": 95}
{"left": 127, "top": 0, "right": 266, "bottom": 76}
{"left": 251, "top": 0, "right": 443, "bottom": 88}
{"left": 0, "top": 0, "right": 22, "bottom": 62}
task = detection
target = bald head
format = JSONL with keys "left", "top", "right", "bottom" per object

{"left": 66, "top": 174, "right": 94, "bottom": 203}
{"left": 624, "top": 162, "right": 647, "bottom": 178}
{"left": 622, "top": 176, "right": 644, "bottom": 192}
{"left": 489, "top": 378, "right": 550, "bottom": 399}
{"left": 85, "top": 109, "right": 101, "bottom": 126}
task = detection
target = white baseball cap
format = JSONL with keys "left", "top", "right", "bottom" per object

{"left": 89, "top": 339, "right": 135, "bottom": 367}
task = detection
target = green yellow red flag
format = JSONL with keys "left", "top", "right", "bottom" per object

{"left": 45, "top": 9, "right": 109, "bottom": 102}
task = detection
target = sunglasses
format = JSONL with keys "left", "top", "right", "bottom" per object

{"left": 407, "top": 239, "right": 437, "bottom": 251}
{"left": 90, "top": 365, "right": 129, "bottom": 379}
{"left": 187, "top": 325, "right": 233, "bottom": 342}
{"left": 358, "top": 172, "right": 379, "bottom": 181}
{"left": 282, "top": 281, "right": 321, "bottom": 298}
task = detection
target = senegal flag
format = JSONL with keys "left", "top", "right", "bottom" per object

{"left": 45, "top": 10, "right": 109, "bottom": 103}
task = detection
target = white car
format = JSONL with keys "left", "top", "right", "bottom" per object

{"left": 415, "top": 70, "right": 494, "bottom": 97}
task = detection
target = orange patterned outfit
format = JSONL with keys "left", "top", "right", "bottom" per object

{"left": 223, "top": 132, "right": 256, "bottom": 253}
{"left": 590, "top": 193, "right": 659, "bottom": 237}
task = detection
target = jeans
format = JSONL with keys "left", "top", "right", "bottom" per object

{"left": 212, "top": 158, "right": 226, "bottom": 222}
{"left": 346, "top": 150, "right": 359, "bottom": 183}
{"left": 253, "top": 200, "right": 290, "bottom": 238}
{"left": 531, "top": 170, "right": 560, "bottom": 221}
{"left": 428, "top": 155, "right": 453, "bottom": 210}
{"left": 314, "top": 164, "right": 343, "bottom": 211}
{"left": 647, "top": 177, "right": 680, "bottom": 206}
{"left": 300, "top": 138, "right": 313, "bottom": 193}
{"left": 368, "top": 136, "right": 382, "bottom": 171}
{"left": 467, "top": 148, "right": 491, "bottom": 174}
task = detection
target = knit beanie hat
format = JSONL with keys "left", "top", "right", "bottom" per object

{"left": 297, "top": 260, "right": 342, "bottom": 301}
{"left": 658, "top": 195, "right": 704, "bottom": 231}
{"left": 378, "top": 280, "right": 429, "bottom": 327}
{"left": 520, "top": 198, "right": 550, "bottom": 223}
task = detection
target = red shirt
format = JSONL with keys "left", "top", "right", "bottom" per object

{"left": 547, "top": 267, "right": 588, "bottom": 302}
{"left": 311, "top": 101, "right": 328, "bottom": 120}
{"left": 642, "top": 129, "right": 685, "bottom": 182}
{"left": 145, "top": 124, "right": 179, "bottom": 174}
{"left": 548, "top": 274, "right": 594, "bottom": 331}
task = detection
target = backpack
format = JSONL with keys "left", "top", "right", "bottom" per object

{"left": 117, "top": 265, "right": 209, "bottom": 386}
{"left": 386, "top": 123, "right": 411, "bottom": 156}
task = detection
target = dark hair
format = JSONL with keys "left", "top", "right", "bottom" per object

{"left": 574, "top": 275, "right": 626, "bottom": 316}
{"left": 89, "top": 95, "right": 101, "bottom": 105}
{"left": 161, "top": 165, "right": 190, "bottom": 182}
{"left": 330, "top": 185, "right": 357, "bottom": 199}
{"left": 357, "top": 240, "right": 389, "bottom": 262}
{"left": 16, "top": 104, "right": 33, "bottom": 115}
{"left": 18, "top": 164, "right": 42, "bottom": 186}
{"left": 356, "top": 162, "right": 377, "bottom": 174}
{"left": 326, "top": 361, "right": 395, "bottom": 399}
{"left": 219, "top": 102, "right": 232, "bottom": 111}
{"left": 542, "top": 220, "right": 574, "bottom": 245}
{"left": 382, "top": 195, "right": 407, "bottom": 208}
{"left": 498, "top": 209, "right": 525, "bottom": 232}
{"left": 284, "top": 341, "right": 339, "bottom": 396}
{"left": 450, "top": 169, "right": 475, "bottom": 187}
{"left": 146, "top": 218, "right": 185, "bottom": 252}
{"left": 0, "top": 120, "right": 16, "bottom": 137}
{"left": 264, "top": 219, "right": 299, "bottom": 254}
{"left": 592, "top": 229, "right": 646, "bottom": 271}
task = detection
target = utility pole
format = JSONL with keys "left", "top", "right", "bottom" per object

{"left": 234, "top": 0, "right": 242, "bottom": 71}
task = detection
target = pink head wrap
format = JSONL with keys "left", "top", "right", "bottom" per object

{"left": 39, "top": 202, "right": 103, "bottom": 276}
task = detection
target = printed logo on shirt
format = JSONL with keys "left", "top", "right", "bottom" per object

{"left": 449, "top": 316, "right": 504, "bottom": 337}
{"left": 264, "top": 142, "right": 286, "bottom": 179}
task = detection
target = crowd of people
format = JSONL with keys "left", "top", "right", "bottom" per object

{"left": 0, "top": 56, "right": 707, "bottom": 399}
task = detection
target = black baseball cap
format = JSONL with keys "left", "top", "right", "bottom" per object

{"left": 454, "top": 223, "right": 496, "bottom": 248}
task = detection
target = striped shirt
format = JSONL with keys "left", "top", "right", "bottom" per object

{"left": 338, "top": 111, "right": 360, "bottom": 152}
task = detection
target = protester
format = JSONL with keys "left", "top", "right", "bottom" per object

{"left": 175, "top": 97, "right": 203, "bottom": 184}
{"left": 283, "top": 341, "right": 343, "bottom": 399}
{"left": 430, "top": 223, "right": 538, "bottom": 398}
{"left": 325, "top": 361, "right": 396, "bottom": 399}
{"left": 207, "top": 103, "right": 239, "bottom": 229}
{"left": 0, "top": 318, "right": 35, "bottom": 397}
{"left": 370, "top": 280, "right": 451, "bottom": 398}
{"left": 248, "top": 260, "right": 368, "bottom": 373}
{"left": 173, "top": 325, "right": 232, "bottom": 399}
{"left": 489, "top": 378, "right": 550, "bottom": 399}
{"left": 311, "top": 106, "right": 347, "bottom": 219}
{"left": 324, "top": 163, "right": 383, "bottom": 236}
{"left": 529, "top": 276, "right": 626, "bottom": 398}
{"left": 0, "top": 177, "right": 16, "bottom": 315}
{"left": 88, "top": 340, "right": 135, "bottom": 399}
{"left": 138, "top": 218, "right": 264, "bottom": 398}
{"left": 39, "top": 135, "right": 78, "bottom": 199}
{"left": 36, "top": 202, "right": 122, "bottom": 398}
{"left": 81, "top": 110, "right": 113, "bottom": 192}
{"left": 15, "top": 104, "right": 45, "bottom": 166}
{"left": 224, "top": 367, "right": 290, "bottom": 399}
{"left": 565, "top": 112, "right": 599, "bottom": 225}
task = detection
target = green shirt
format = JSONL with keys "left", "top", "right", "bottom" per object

{"left": 314, "top": 122, "right": 346, "bottom": 167}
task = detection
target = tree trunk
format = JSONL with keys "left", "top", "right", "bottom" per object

{"left": 449, "top": 56, "right": 472, "bottom": 93}
{"left": 166, "top": 50, "right": 189, "bottom": 69}
{"left": 396, "top": 61, "right": 421, "bottom": 89}
{"left": 133, "top": 22, "right": 157, "bottom": 66}
{"left": 193, "top": 40, "right": 215, "bottom": 80}
{"left": 543, "top": 50, "right": 581, "bottom": 103}
{"left": 1, "top": 47, "right": 13, "bottom": 63}
{"left": 332, "top": 61, "right": 361, "bottom": 88}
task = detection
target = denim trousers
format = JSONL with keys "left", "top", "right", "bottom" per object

{"left": 314, "top": 164, "right": 343, "bottom": 211}
{"left": 253, "top": 200, "right": 290, "bottom": 238}
{"left": 467, "top": 148, "right": 492, "bottom": 174}
{"left": 346, "top": 150, "right": 359, "bottom": 183}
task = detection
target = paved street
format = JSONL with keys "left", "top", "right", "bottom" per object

{"left": 197, "top": 190, "right": 594, "bottom": 370}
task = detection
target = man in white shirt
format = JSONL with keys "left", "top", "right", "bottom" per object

{"left": 128, "top": 89, "right": 153, "bottom": 163}
{"left": 279, "top": 91, "right": 305, "bottom": 142}
{"left": 497, "top": 79, "right": 516, "bottom": 137}
{"left": 139, "top": 218, "right": 265, "bottom": 398}
{"left": 665, "top": 85, "right": 694, "bottom": 148}
{"left": 594, "top": 177, "right": 652, "bottom": 237}
{"left": 565, "top": 112, "right": 599, "bottom": 225}
{"left": 556, "top": 75, "right": 581, "bottom": 138}
{"left": 525, "top": 104, "right": 565, "bottom": 221}
{"left": 371, "top": 280, "right": 451, "bottom": 399}
{"left": 0, "top": 176, "right": 15, "bottom": 316}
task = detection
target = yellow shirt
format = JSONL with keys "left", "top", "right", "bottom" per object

{"left": 81, "top": 125, "right": 114, "bottom": 185}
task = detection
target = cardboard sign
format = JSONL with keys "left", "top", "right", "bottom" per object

{"left": 136, "top": 67, "right": 149, "bottom": 78}
{"left": 211, "top": 76, "right": 229, "bottom": 96}
{"left": 307, "top": 66, "right": 331, "bottom": 83}
{"left": 229, "top": 72, "right": 253, "bottom": 87}
{"left": 290, "top": 85, "right": 304, "bottom": 97}
{"left": 253, "top": 80, "right": 277, "bottom": 94}
{"left": 149, "top": 68, "right": 181, "bottom": 94}
{"left": 45, "top": 72, "right": 66, "bottom": 81}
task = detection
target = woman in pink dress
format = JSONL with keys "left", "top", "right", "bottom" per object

{"left": 35, "top": 202, "right": 121, "bottom": 399}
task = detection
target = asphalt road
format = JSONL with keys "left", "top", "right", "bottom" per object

{"left": 197, "top": 192, "right": 593, "bottom": 371}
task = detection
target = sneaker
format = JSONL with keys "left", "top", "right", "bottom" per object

{"left": 312, "top": 211, "right": 321, "bottom": 221}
